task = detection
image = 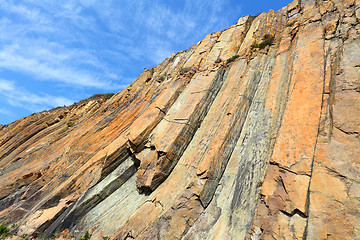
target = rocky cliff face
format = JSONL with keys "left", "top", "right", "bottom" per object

{"left": 1, "top": 0, "right": 359, "bottom": 239}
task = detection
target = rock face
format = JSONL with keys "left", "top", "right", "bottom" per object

{"left": 1, "top": 0, "right": 359, "bottom": 239}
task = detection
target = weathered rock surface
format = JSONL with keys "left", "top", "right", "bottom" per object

{"left": 1, "top": 0, "right": 359, "bottom": 239}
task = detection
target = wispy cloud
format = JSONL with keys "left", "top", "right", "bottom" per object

{"left": 0, "top": 108, "right": 13, "bottom": 117}
{"left": 0, "top": 79, "right": 73, "bottom": 112}
{"left": 74, "top": 0, "right": 242, "bottom": 64}
{"left": 0, "top": 79, "right": 16, "bottom": 91}
{"left": 0, "top": 0, "right": 241, "bottom": 87}
{"left": 0, "top": 0, "right": 243, "bottom": 124}
{"left": 0, "top": 42, "right": 116, "bottom": 89}
{"left": 0, "top": 1, "right": 122, "bottom": 89}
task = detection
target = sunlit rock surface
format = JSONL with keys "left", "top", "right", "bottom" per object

{"left": 1, "top": 0, "right": 359, "bottom": 239}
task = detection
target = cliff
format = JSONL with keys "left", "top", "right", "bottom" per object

{"left": 0, "top": 0, "right": 359, "bottom": 239}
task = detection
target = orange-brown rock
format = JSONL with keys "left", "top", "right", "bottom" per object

{"left": 0, "top": 0, "right": 359, "bottom": 239}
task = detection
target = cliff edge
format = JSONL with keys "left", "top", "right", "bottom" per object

{"left": 0, "top": 0, "right": 359, "bottom": 239}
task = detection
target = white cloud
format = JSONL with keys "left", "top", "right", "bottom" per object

{"left": 0, "top": 0, "right": 242, "bottom": 89}
{"left": 0, "top": 79, "right": 73, "bottom": 112}
{"left": 1, "top": 0, "right": 242, "bottom": 80}
{"left": 0, "top": 108, "right": 13, "bottom": 117}
{"left": 0, "top": 40, "right": 120, "bottom": 89}
{"left": 0, "top": 0, "right": 243, "bottom": 124}
{"left": 7, "top": 3, "right": 48, "bottom": 24}
{"left": 0, "top": 1, "right": 122, "bottom": 90}
{"left": 0, "top": 79, "right": 16, "bottom": 92}
{"left": 73, "top": 0, "right": 241, "bottom": 65}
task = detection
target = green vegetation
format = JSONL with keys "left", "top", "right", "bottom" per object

{"left": 67, "top": 121, "right": 75, "bottom": 127}
{"left": 44, "top": 92, "right": 115, "bottom": 114}
{"left": 156, "top": 75, "right": 165, "bottom": 83}
{"left": 179, "top": 67, "right": 190, "bottom": 75}
{"left": 251, "top": 34, "right": 275, "bottom": 50}
{"left": 36, "top": 232, "right": 44, "bottom": 239}
{"left": 0, "top": 223, "right": 17, "bottom": 239}
{"left": 0, "top": 223, "right": 22, "bottom": 239}
{"left": 285, "top": 22, "right": 295, "bottom": 27}
{"left": 227, "top": 55, "right": 240, "bottom": 63}
{"left": 0, "top": 223, "right": 10, "bottom": 236}
{"left": 36, "top": 232, "right": 54, "bottom": 240}
{"left": 0, "top": 223, "right": 54, "bottom": 240}
{"left": 80, "top": 231, "right": 91, "bottom": 240}
{"left": 72, "top": 93, "right": 114, "bottom": 107}
{"left": 20, "top": 234, "right": 29, "bottom": 240}
{"left": 51, "top": 106, "right": 65, "bottom": 111}
{"left": 89, "top": 93, "right": 114, "bottom": 100}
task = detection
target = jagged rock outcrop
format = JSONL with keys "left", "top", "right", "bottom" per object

{"left": 0, "top": 0, "right": 359, "bottom": 239}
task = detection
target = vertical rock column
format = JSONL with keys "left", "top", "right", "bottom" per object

{"left": 247, "top": 2, "right": 326, "bottom": 239}
{"left": 306, "top": 0, "right": 360, "bottom": 238}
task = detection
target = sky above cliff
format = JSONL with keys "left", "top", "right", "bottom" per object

{"left": 0, "top": 0, "right": 289, "bottom": 125}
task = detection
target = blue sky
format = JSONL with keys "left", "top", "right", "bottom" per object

{"left": 0, "top": 0, "right": 288, "bottom": 125}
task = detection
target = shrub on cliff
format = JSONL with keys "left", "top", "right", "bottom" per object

{"left": 80, "top": 231, "right": 91, "bottom": 240}
{"left": 251, "top": 34, "right": 275, "bottom": 49}
{"left": 227, "top": 55, "right": 240, "bottom": 63}
{"left": 179, "top": 67, "right": 190, "bottom": 75}
{"left": 89, "top": 93, "right": 114, "bottom": 100}
{"left": 0, "top": 223, "right": 15, "bottom": 239}
{"left": 0, "top": 223, "right": 9, "bottom": 236}
{"left": 156, "top": 75, "right": 165, "bottom": 83}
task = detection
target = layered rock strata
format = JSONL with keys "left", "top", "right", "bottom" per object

{"left": 0, "top": 0, "right": 359, "bottom": 239}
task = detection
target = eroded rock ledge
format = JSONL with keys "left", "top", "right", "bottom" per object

{"left": 0, "top": 0, "right": 359, "bottom": 239}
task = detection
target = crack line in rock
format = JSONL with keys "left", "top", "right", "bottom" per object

{"left": 269, "top": 161, "right": 311, "bottom": 176}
